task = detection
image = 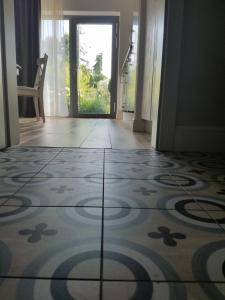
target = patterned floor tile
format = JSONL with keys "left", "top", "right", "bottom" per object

{"left": 0, "top": 206, "right": 101, "bottom": 279}
{"left": 4, "top": 177, "right": 102, "bottom": 207}
{"left": 0, "top": 153, "right": 17, "bottom": 164}
{"left": 3, "top": 152, "right": 57, "bottom": 162}
{"left": 105, "top": 152, "right": 182, "bottom": 166}
{"left": 188, "top": 181, "right": 225, "bottom": 199}
{"left": 1, "top": 146, "right": 225, "bottom": 300}
{"left": 0, "top": 279, "right": 100, "bottom": 300}
{"left": 205, "top": 211, "right": 225, "bottom": 231}
{"left": 0, "top": 162, "right": 44, "bottom": 177}
{"left": 104, "top": 179, "right": 200, "bottom": 209}
{"left": 103, "top": 208, "right": 224, "bottom": 281}
{"left": 105, "top": 163, "right": 171, "bottom": 179}
{"left": 169, "top": 158, "right": 225, "bottom": 182}
{"left": 53, "top": 152, "right": 104, "bottom": 163}
{"left": 102, "top": 281, "right": 225, "bottom": 300}
{"left": 4, "top": 147, "right": 61, "bottom": 153}
{"left": 0, "top": 177, "right": 30, "bottom": 203}
{"left": 63, "top": 148, "right": 104, "bottom": 153}
{"left": 37, "top": 162, "right": 103, "bottom": 178}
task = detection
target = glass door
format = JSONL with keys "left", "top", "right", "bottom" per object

{"left": 70, "top": 17, "right": 119, "bottom": 118}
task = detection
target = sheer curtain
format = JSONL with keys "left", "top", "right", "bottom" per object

{"left": 41, "top": 0, "right": 68, "bottom": 116}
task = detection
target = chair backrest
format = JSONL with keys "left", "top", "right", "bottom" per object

{"left": 34, "top": 53, "right": 48, "bottom": 92}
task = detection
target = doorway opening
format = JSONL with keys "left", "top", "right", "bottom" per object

{"left": 66, "top": 16, "right": 119, "bottom": 118}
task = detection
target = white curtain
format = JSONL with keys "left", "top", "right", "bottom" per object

{"left": 41, "top": 0, "right": 68, "bottom": 116}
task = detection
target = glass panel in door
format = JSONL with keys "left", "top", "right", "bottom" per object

{"left": 77, "top": 24, "right": 112, "bottom": 115}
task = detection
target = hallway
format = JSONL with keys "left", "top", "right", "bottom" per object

{"left": 19, "top": 118, "right": 151, "bottom": 149}
{"left": 0, "top": 146, "right": 225, "bottom": 299}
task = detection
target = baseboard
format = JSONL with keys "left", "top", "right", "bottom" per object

{"left": 174, "top": 126, "right": 225, "bottom": 152}
{"left": 144, "top": 120, "right": 152, "bottom": 134}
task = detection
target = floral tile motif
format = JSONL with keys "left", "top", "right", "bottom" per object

{"left": 53, "top": 152, "right": 104, "bottom": 163}
{"left": 104, "top": 179, "right": 200, "bottom": 209}
{"left": 103, "top": 208, "right": 224, "bottom": 281}
{"left": 105, "top": 163, "right": 171, "bottom": 179}
{"left": 1, "top": 147, "right": 225, "bottom": 300}
{"left": 37, "top": 162, "right": 103, "bottom": 178}
{"left": 0, "top": 206, "right": 101, "bottom": 279}
{"left": 62, "top": 148, "right": 104, "bottom": 154}
{"left": 5, "top": 177, "right": 102, "bottom": 207}
{"left": 0, "top": 162, "right": 44, "bottom": 177}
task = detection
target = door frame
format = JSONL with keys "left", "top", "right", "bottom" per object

{"left": 0, "top": 0, "right": 19, "bottom": 148}
{"left": 65, "top": 15, "right": 119, "bottom": 119}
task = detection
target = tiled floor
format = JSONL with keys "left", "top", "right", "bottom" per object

{"left": 0, "top": 147, "right": 225, "bottom": 299}
{"left": 19, "top": 118, "right": 151, "bottom": 149}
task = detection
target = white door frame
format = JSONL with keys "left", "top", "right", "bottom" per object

{"left": 0, "top": 0, "right": 19, "bottom": 148}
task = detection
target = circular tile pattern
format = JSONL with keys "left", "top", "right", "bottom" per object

{"left": 51, "top": 251, "right": 153, "bottom": 300}
{"left": 158, "top": 195, "right": 223, "bottom": 233}
{"left": 154, "top": 174, "right": 207, "bottom": 191}
{"left": 143, "top": 161, "right": 178, "bottom": 169}
{"left": 193, "top": 198, "right": 225, "bottom": 224}
{"left": 58, "top": 196, "right": 149, "bottom": 230}
{"left": 193, "top": 240, "right": 225, "bottom": 300}
{"left": 154, "top": 174, "right": 197, "bottom": 187}
{"left": 17, "top": 238, "right": 186, "bottom": 300}
{"left": 191, "top": 160, "right": 225, "bottom": 170}
{"left": 0, "top": 195, "right": 43, "bottom": 225}
{"left": 0, "top": 157, "right": 12, "bottom": 164}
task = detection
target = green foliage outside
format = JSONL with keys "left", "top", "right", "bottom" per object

{"left": 78, "top": 53, "right": 110, "bottom": 114}
{"left": 126, "top": 66, "right": 137, "bottom": 112}
{"left": 64, "top": 33, "right": 71, "bottom": 111}
{"left": 64, "top": 33, "right": 110, "bottom": 114}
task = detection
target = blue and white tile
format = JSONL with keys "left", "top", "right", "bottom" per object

{"left": 103, "top": 208, "right": 224, "bottom": 281}
{"left": 6, "top": 177, "right": 102, "bottom": 207}
{"left": 37, "top": 162, "right": 103, "bottom": 178}
{"left": 0, "top": 206, "right": 102, "bottom": 279}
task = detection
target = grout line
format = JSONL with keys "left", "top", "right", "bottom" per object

{"left": 100, "top": 148, "right": 106, "bottom": 300}
{"left": 79, "top": 120, "right": 98, "bottom": 148}
{"left": 1, "top": 175, "right": 221, "bottom": 183}
{"left": 2, "top": 149, "right": 63, "bottom": 206}
{"left": 194, "top": 200, "right": 225, "bottom": 233}
{"left": 1, "top": 204, "right": 222, "bottom": 212}
{"left": 0, "top": 275, "right": 225, "bottom": 284}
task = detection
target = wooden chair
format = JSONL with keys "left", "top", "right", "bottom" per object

{"left": 17, "top": 54, "right": 48, "bottom": 122}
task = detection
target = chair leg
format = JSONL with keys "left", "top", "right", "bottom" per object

{"left": 39, "top": 95, "right": 45, "bottom": 123}
{"left": 33, "top": 97, "right": 40, "bottom": 121}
